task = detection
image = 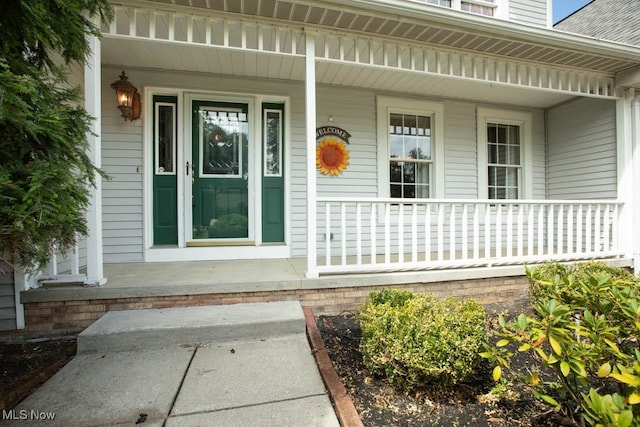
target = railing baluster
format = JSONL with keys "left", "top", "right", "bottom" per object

{"left": 506, "top": 204, "right": 513, "bottom": 258}
{"left": 557, "top": 205, "right": 564, "bottom": 256}
{"left": 473, "top": 204, "right": 479, "bottom": 260}
{"left": 425, "top": 203, "right": 432, "bottom": 261}
{"left": 412, "top": 204, "right": 418, "bottom": 263}
{"left": 527, "top": 204, "right": 534, "bottom": 256}
{"left": 484, "top": 203, "right": 491, "bottom": 262}
{"left": 517, "top": 204, "right": 524, "bottom": 257}
{"left": 384, "top": 203, "right": 391, "bottom": 264}
{"left": 462, "top": 204, "right": 468, "bottom": 260}
{"left": 449, "top": 204, "right": 456, "bottom": 261}
{"left": 537, "top": 204, "right": 544, "bottom": 256}
{"left": 370, "top": 203, "right": 377, "bottom": 265}
{"left": 325, "top": 202, "right": 331, "bottom": 266}
{"left": 46, "top": 253, "right": 58, "bottom": 277}
{"left": 577, "top": 204, "right": 584, "bottom": 254}
{"left": 70, "top": 242, "right": 80, "bottom": 275}
{"left": 612, "top": 204, "right": 619, "bottom": 254}
{"left": 437, "top": 204, "right": 445, "bottom": 261}
{"left": 567, "top": 204, "right": 574, "bottom": 254}
{"left": 594, "top": 204, "right": 601, "bottom": 254}
{"left": 495, "top": 205, "right": 502, "bottom": 259}
{"left": 341, "top": 202, "right": 347, "bottom": 266}
{"left": 356, "top": 203, "right": 362, "bottom": 266}
{"left": 603, "top": 204, "right": 611, "bottom": 253}
{"left": 398, "top": 204, "right": 404, "bottom": 264}
{"left": 547, "top": 204, "right": 554, "bottom": 256}
{"left": 586, "top": 205, "right": 593, "bottom": 253}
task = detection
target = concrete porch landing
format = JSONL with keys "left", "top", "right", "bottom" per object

{"left": 24, "top": 257, "right": 534, "bottom": 304}
{"left": 19, "top": 258, "right": 541, "bottom": 336}
{"left": 8, "top": 302, "right": 340, "bottom": 426}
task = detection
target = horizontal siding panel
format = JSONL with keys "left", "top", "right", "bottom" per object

{"left": 102, "top": 181, "right": 143, "bottom": 191}
{"left": 0, "top": 319, "right": 16, "bottom": 330}
{"left": 102, "top": 157, "right": 143, "bottom": 167}
{"left": 509, "top": 0, "right": 547, "bottom": 27}
{"left": 103, "top": 205, "right": 143, "bottom": 215}
{"left": 0, "top": 261, "right": 15, "bottom": 331}
{"left": 0, "top": 307, "right": 16, "bottom": 320}
{"left": 103, "top": 222, "right": 143, "bottom": 231}
{"left": 104, "top": 253, "right": 143, "bottom": 263}
{"left": 547, "top": 98, "right": 617, "bottom": 199}
{"left": 0, "top": 296, "right": 15, "bottom": 311}
{"left": 102, "top": 236, "right": 142, "bottom": 246}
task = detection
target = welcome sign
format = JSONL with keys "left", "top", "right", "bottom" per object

{"left": 316, "top": 126, "right": 351, "bottom": 176}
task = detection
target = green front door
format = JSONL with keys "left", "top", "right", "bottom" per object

{"left": 191, "top": 101, "right": 249, "bottom": 240}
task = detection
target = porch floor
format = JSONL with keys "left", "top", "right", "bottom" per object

{"left": 21, "top": 256, "right": 631, "bottom": 305}
{"left": 22, "top": 257, "right": 541, "bottom": 304}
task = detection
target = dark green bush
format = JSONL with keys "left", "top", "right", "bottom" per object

{"left": 359, "top": 289, "right": 487, "bottom": 391}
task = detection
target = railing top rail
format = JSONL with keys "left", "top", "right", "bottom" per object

{"left": 316, "top": 197, "right": 622, "bottom": 205}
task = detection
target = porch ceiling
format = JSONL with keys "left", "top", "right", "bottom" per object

{"left": 102, "top": 38, "right": 573, "bottom": 108}
{"left": 140, "top": 0, "right": 640, "bottom": 75}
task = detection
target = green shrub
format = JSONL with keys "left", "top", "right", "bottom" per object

{"left": 482, "top": 262, "right": 640, "bottom": 426}
{"left": 528, "top": 261, "right": 635, "bottom": 305}
{"left": 359, "top": 289, "right": 487, "bottom": 392}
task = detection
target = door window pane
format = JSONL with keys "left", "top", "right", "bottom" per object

{"left": 201, "top": 109, "right": 248, "bottom": 176}
{"left": 264, "top": 109, "right": 282, "bottom": 176}
{"left": 155, "top": 104, "right": 175, "bottom": 174}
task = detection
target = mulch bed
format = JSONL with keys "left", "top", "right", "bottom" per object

{"left": 0, "top": 338, "right": 76, "bottom": 411}
{"left": 317, "top": 310, "right": 564, "bottom": 426}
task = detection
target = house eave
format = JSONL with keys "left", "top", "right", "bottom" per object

{"left": 133, "top": 0, "right": 640, "bottom": 75}
{"left": 347, "top": 0, "right": 640, "bottom": 63}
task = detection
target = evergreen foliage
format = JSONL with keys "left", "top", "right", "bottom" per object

{"left": 0, "top": 0, "right": 113, "bottom": 270}
{"left": 482, "top": 262, "right": 640, "bottom": 426}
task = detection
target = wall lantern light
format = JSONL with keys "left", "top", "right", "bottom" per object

{"left": 110, "top": 71, "right": 140, "bottom": 121}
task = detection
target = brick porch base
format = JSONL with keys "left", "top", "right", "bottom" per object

{"left": 22, "top": 275, "right": 529, "bottom": 336}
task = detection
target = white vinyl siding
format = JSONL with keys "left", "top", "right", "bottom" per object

{"left": 0, "top": 262, "right": 16, "bottom": 331}
{"left": 101, "top": 67, "right": 548, "bottom": 262}
{"left": 443, "top": 101, "right": 478, "bottom": 198}
{"left": 509, "top": 0, "right": 548, "bottom": 27}
{"left": 547, "top": 98, "right": 617, "bottom": 199}
{"left": 102, "top": 81, "right": 144, "bottom": 263}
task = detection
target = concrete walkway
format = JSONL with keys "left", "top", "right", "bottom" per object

{"left": 5, "top": 302, "right": 339, "bottom": 426}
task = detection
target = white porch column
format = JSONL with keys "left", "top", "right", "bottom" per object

{"left": 616, "top": 88, "right": 635, "bottom": 269}
{"left": 305, "top": 31, "right": 318, "bottom": 279}
{"left": 632, "top": 92, "right": 640, "bottom": 272}
{"left": 84, "top": 24, "right": 106, "bottom": 286}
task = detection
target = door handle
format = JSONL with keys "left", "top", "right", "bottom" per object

{"left": 186, "top": 161, "right": 191, "bottom": 175}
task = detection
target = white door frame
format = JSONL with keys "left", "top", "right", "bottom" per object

{"left": 143, "top": 88, "right": 291, "bottom": 262}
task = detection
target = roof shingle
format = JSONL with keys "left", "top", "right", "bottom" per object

{"left": 554, "top": 0, "right": 640, "bottom": 46}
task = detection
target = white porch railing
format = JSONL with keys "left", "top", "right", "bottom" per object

{"left": 37, "top": 240, "right": 87, "bottom": 287}
{"left": 317, "top": 197, "right": 623, "bottom": 274}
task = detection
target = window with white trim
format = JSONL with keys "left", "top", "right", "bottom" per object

{"left": 389, "top": 113, "right": 432, "bottom": 198}
{"left": 377, "top": 97, "right": 445, "bottom": 199}
{"left": 422, "top": 0, "right": 505, "bottom": 18}
{"left": 477, "top": 108, "right": 533, "bottom": 200}
{"left": 487, "top": 123, "right": 520, "bottom": 199}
